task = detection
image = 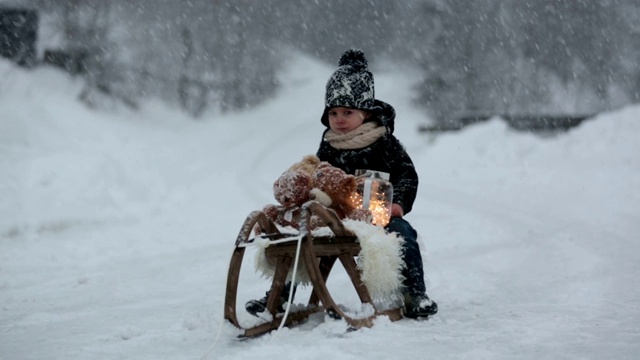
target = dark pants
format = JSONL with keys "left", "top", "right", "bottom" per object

{"left": 385, "top": 216, "right": 426, "bottom": 297}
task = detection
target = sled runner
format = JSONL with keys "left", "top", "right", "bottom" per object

{"left": 223, "top": 200, "right": 403, "bottom": 338}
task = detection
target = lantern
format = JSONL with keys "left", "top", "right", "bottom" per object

{"left": 350, "top": 169, "right": 393, "bottom": 226}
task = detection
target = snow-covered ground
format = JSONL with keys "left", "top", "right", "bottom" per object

{"left": 1, "top": 54, "right": 639, "bottom": 360}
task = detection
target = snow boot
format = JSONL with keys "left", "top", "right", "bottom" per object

{"left": 245, "top": 283, "right": 295, "bottom": 317}
{"left": 245, "top": 292, "right": 286, "bottom": 316}
{"left": 403, "top": 293, "right": 438, "bottom": 319}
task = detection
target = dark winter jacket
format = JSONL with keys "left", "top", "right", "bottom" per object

{"left": 316, "top": 102, "right": 419, "bottom": 214}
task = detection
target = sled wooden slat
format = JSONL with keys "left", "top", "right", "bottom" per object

{"left": 241, "top": 306, "right": 324, "bottom": 338}
{"left": 223, "top": 200, "right": 403, "bottom": 338}
{"left": 264, "top": 237, "right": 361, "bottom": 257}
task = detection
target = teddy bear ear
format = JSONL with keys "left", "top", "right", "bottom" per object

{"left": 312, "top": 162, "right": 338, "bottom": 180}
{"left": 345, "top": 175, "right": 357, "bottom": 188}
{"left": 315, "top": 161, "right": 331, "bottom": 170}
{"left": 303, "top": 154, "right": 320, "bottom": 165}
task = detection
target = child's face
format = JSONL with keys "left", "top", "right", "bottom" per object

{"left": 328, "top": 107, "right": 369, "bottom": 134}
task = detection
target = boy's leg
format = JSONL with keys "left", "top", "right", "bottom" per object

{"left": 386, "top": 217, "right": 425, "bottom": 295}
{"left": 386, "top": 217, "right": 437, "bottom": 318}
{"left": 245, "top": 282, "right": 296, "bottom": 316}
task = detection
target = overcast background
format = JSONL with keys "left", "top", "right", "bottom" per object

{"left": 3, "top": 0, "right": 639, "bottom": 124}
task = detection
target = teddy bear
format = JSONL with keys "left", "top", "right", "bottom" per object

{"left": 261, "top": 155, "right": 322, "bottom": 230}
{"left": 262, "top": 156, "right": 372, "bottom": 231}
{"left": 309, "top": 162, "right": 372, "bottom": 227}
{"left": 262, "top": 169, "right": 312, "bottom": 230}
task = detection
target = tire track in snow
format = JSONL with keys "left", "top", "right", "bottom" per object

{"left": 414, "top": 183, "right": 635, "bottom": 357}
{"left": 423, "top": 183, "right": 624, "bottom": 321}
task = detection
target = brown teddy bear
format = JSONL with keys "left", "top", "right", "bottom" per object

{"left": 262, "top": 156, "right": 372, "bottom": 231}
{"left": 261, "top": 155, "right": 323, "bottom": 230}
{"left": 310, "top": 162, "right": 372, "bottom": 227}
{"left": 262, "top": 170, "right": 312, "bottom": 230}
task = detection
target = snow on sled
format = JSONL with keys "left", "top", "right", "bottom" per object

{"left": 223, "top": 200, "right": 405, "bottom": 338}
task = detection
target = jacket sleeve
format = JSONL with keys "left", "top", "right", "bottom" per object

{"left": 386, "top": 136, "right": 419, "bottom": 214}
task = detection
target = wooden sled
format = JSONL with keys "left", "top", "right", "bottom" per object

{"left": 224, "top": 200, "right": 403, "bottom": 338}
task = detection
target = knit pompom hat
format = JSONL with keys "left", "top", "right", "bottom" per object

{"left": 321, "top": 49, "right": 395, "bottom": 132}
{"left": 325, "top": 49, "right": 375, "bottom": 110}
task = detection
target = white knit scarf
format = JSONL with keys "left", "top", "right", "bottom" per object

{"left": 324, "top": 122, "right": 387, "bottom": 150}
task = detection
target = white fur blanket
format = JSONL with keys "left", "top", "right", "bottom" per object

{"left": 253, "top": 220, "right": 405, "bottom": 302}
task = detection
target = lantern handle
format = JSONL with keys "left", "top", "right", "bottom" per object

{"left": 355, "top": 169, "right": 390, "bottom": 180}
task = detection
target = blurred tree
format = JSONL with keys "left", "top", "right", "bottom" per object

{"left": 270, "top": 0, "right": 401, "bottom": 63}
{"left": 0, "top": 7, "right": 38, "bottom": 67}
{"left": 414, "top": 0, "right": 640, "bottom": 125}
{"left": 413, "top": 0, "right": 492, "bottom": 123}
{"left": 135, "top": 0, "right": 282, "bottom": 115}
{"left": 23, "top": 0, "right": 640, "bottom": 121}
{"left": 29, "top": 0, "right": 137, "bottom": 108}
{"left": 517, "top": 0, "right": 635, "bottom": 110}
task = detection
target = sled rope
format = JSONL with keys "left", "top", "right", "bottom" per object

{"left": 268, "top": 233, "right": 304, "bottom": 343}
{"left": 200, "top": 250, "right": 237, "bottom": 360}
{"left": 200, "top": 316, "right": 225, "bottom": 360}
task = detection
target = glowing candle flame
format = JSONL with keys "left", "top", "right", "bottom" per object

{"left": 350, "top": 170, "right": 393, "bottom": 226}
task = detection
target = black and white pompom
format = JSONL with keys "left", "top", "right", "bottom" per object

{"left": 338, "top": 49, "right": 368, "bottom": 70}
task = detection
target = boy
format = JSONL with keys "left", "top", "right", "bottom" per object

{"left": 246, "top": 49, "right": 437, "bottom": 319}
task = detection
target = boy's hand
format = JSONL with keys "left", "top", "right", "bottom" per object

{"left": 391, "top": 203, "right": 404, "bottom": 218}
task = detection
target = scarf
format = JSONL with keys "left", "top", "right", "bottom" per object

{"left": 324, "top": 122, "right": 387, "bottom": 150}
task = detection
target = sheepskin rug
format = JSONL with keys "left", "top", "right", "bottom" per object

{"left": 253, "top": 220, "right": 405, "bottom": 302}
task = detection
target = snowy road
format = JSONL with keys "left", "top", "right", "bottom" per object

{"left": 1, "top": 56, "right": 639, "bottom": 359}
